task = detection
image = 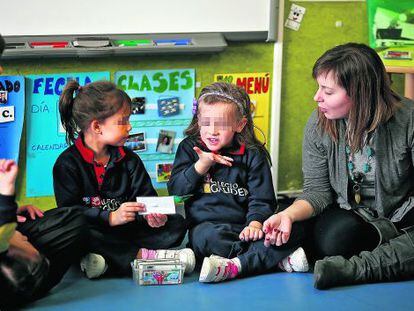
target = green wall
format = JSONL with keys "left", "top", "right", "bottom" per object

{"left": 3, "top": 0, "right": 405, "bottom": 209}
{"left": 278, "top": 0, "right": 403, "bottom": 191}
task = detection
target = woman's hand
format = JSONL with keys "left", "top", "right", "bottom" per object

{"left": 263, "top": 212, "right": 293, "bottom": 247}
{"left": 144, "top": 213, "right": 168, "bottom": 228}
{"left": 109, "top": 202, "right": 146, "bottom": 226}
{"left": 193, "top": 146, "right": 233, "bottom": 175}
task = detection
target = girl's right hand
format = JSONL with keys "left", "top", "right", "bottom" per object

{"left": 263, "top": 212, "right": 293, "bottom": 247}
{"left": 193, "top": 146, "right": 233, "bottom": 175}
{"left": 109, "top": 202, "right": 146, "bottom": 226}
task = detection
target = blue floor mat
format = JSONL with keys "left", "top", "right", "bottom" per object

{"left": 23, "top": 268, "right": 414, "bottom": 310}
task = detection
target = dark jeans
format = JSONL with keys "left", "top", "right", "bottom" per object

{"left": 17, "top": 205, "right": 88, "bottom": 297}
{"left": 189, "top": 221, "right": 305, "bottom": 276}
{"left": 88, "top": 214, "right": 187, "bottom": 276}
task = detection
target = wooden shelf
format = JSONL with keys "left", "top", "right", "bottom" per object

{"left": 385, "top": 65, "right": 414, "bottom": 100}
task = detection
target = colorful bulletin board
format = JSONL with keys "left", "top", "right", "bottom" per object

{"left": 115, "top": 69, "right": 195, "bottom": 189}
{"left": 214, "top": 72, "right": 271, "bottom": 144}
{"left": 25, "top": 72, "right": 110, "bottom": 197}
{"left": 0, "top": 76, "right": 25, "bottom": 162}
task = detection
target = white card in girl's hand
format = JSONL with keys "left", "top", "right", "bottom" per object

{"left": 136, "top": 196, "right": 176, "bottom": 215}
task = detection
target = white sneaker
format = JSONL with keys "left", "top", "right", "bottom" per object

{"left": 80, "top": 253, "right": 108, "bottom": 279}
{"left": 278, "top": 247, "right": 309, "bottom": 273}
{"left": 199, "top": 255, "right": 240, "bottom": 283}
{"left": 147, "top": 248, "right": 196, "bottom": 274}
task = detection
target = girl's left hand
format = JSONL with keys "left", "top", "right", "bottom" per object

{"left": 17, "top": 205, "right": 44, "bottom": 223}
{"left": 144, "top": 213, "right": 168, "bottom": 228}
{"left": 239, "top": 222, "right": 264, "bottom": 242}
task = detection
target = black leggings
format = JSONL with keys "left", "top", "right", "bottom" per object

{"left": 306, "top": 207, "right": 414, "bottom": 261}
{"left": 306, "top": 208, "right": 379, "bottom": 260}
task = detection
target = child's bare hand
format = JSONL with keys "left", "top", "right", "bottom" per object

{"left": 239, "top": 221, "right": 264, "bottom": 242}
{"left": 17, "top": 205, "right": 44, "bottom": 222}
{"left": 109, "top": 202, "right": 146, "bottom": 226}
{"left": 144, "top": 213, "right": 168, "bottom": 228}
{"left": 193, "top": 146, "right": 233, "bottom": 174}
{"left": 0, "top": 159, "right": 18, "bottom": 196}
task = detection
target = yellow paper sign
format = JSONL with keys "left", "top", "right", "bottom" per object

{"left": 214, "top": 72, "right": 271, "bottom": 145}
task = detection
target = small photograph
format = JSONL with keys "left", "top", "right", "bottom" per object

{"left": 124, "top": 132, "right": 146, "bottom": 152}
{"left": 156, "top": 130, "right": 176, "bottom": 154}
{"left": 0, "top": 91, "right": 8, "bottom": 104}
{"left": 131, "top": 97, "right": 146, "bottom": 114}
{"left": 157, "top": 97, "right": 180, "bottom": 117}
{"left": 156, "top": 163, "right": 174, "bottom": 183}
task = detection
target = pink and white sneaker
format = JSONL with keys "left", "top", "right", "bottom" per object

{"left": 199, "top": 255, "right": 240, "bottom": 283}
{"left": 278, "top": 247, "right": 309, "bottom": 273}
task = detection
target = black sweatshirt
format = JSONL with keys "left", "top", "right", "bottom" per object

{"left": 53, "top": 137, "right": 156, "bottom": 225}
{"left": 168, "top": 137, "right": 276, "bottom": 227}
{"left": 0, "top": 194, "right": 17, "bottom": 254}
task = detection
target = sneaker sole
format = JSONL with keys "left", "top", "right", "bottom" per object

{"left": 180, "top": 249, "right": 196, "bottom": 274}
{"left": 80, "top": 254, "right": 108, "bottom": 279}
{"left": 294, "top": 247, "right": 309, "bottom": 272}
{"left": 199, "top": 257, "right": 214, "bottom": 282}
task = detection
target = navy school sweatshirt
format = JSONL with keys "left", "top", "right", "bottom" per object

{"left": 168, "top": 137, "right": 277, "bottom": 227}
{"left": 53, "top": 136, "right": 157, "bottom": 225}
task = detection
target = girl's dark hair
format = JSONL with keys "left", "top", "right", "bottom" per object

{"left": 59, "top": 80, "right": 131, "bottom": 144}
{"left": 312, "top": 42, "right": 400, "bottom": 152}
{"left": 185, "top": 82, "right": 270, "bottom": 161}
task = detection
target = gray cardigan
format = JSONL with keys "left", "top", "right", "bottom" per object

{"left": 297, "top": 98, "right": 414, "bottom": 222}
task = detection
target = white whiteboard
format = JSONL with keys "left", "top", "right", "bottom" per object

{"left": 2, "top": 0, "right": 272, "bottom": 36}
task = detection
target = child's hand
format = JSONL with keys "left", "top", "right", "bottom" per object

{"left": 263, "top": 212, "right": 293, "bottom": 247}
{"left": 109, "top": 202, "right": 146, "bottom": 226}
{"left": 144, "top": 213, "right": 168, "bottom": 228}
{"left": 239, "top": 221, "right": 264, "bottom": 242}
{"left": 193, "top": 146, "right": 233, "bottom": 175}
{"left": 17, "top": 205, "right": 44, "bottom": 222}
{"left": 0, "top": 159, "right": 18, "bottom": 196}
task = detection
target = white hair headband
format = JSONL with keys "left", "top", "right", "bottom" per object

{"left": 194, "top": 92, "right": 247, "bottom": 116}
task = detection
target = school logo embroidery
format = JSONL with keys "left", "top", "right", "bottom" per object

{"left": 204, "top": 179, "right": 249, "bottom": 197}
{"left": 203, "top": 174, "right": 212, "bottom": 193}
{"left": 82, "top": 196, "right": 125, "bottom": 211}
{"left": 91, "top": 196, "right": 101, "bottom": 207}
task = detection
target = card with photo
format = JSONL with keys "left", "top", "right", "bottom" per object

{"left": 125, "top": 132, "right": 146, "bottom": 152}
{"left": 156, "top": 130, "right": 176, "bottom": 154}
{"left": 157, "top": 97, "right": 180, "bottom": 117}
{"left": 0, "top": 91, "right": 8, "bottom": 104}
{"left": 156, "top": 163, "right": 174, "bottom": 183}
{"left": 131, "top": 97, "right": 146, "bottom": 114}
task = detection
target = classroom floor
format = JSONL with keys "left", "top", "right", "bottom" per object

{"left": 23, "top": 267, "right": 413, "bottom": 310}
